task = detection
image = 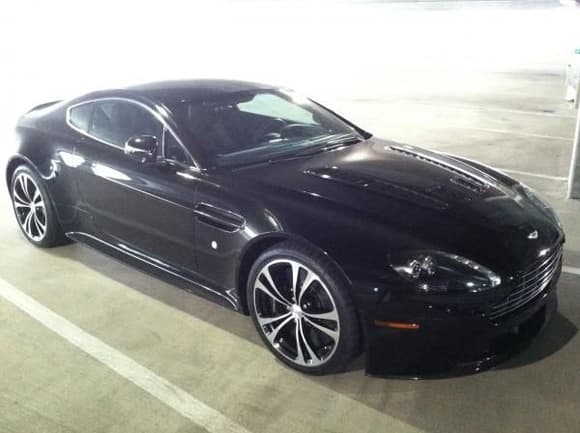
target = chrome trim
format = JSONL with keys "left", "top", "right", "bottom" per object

{"left": 66, "top": 231, "right": 238, "bottom": 309}
{"left": 304, "top": 167, "right": 448, "bottom": 211}
{"left": 161, "top": 128, "right": 192, "bottom": 166}
{"left": 489, "top": 246, "right": 562, "bottom": 320}
{"left": 193, "top": 202, "right": 246, "bottom": 232}
{"left": 123, "top": 135, "right": 158, "bottom": 163}
{"left": 65, "top": 97, "right": 200, "bottom": 171}
{"left": 390, "top": 145, "right": 498, "bottom": 190}
{"left": 528, "top": 230, "right": 539, "bottom": 239}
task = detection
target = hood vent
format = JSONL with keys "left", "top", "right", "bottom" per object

{"left": 389, "top": 145, "right": 492, "bottom": 193}
{"left": 305, "top": 167, "right": 449, "bottom": 211}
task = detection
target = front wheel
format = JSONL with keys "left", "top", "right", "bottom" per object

{"left": 247, "top": 241, "right": 361, "bottom": 375}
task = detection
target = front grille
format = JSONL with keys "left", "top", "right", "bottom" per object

{"left": 489, "top": 246, "right": 562, "bottom": 320}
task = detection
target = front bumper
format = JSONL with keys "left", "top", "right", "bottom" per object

{"left": 364, "top": 276, "right": 559, "bottom": 378}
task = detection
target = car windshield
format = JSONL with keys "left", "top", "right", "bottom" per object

{"left": 167, "top": 89, "right": 363, "bottom": 167}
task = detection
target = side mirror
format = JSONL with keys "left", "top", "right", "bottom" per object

{"left": 124, "top": 135, "right": 159, "bottom": 164}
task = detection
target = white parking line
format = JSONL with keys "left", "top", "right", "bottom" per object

{"left": 497, "top": 168, "right": 568, "bottom": 182}
{"left": 343, "top": 99, "right": 577, "bottom": 119}
{"left": 563, "top": 266, "right": 580, "bottom": 276}
{"left": 448, "top": 126, "right": 572, "bottom": 141}
{"left": 414, "top": 101, "right": 577, "bottom": 119}
{"left": 0, "top": 279, "right": 252, "bottom": 433}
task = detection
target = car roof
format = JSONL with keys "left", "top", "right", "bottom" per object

{"left": 124, "top": 79, "right": 276, "bottom": 105}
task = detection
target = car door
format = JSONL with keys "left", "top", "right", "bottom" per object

{"left": 69, "top": 98, "right": 200, "bottom": 273}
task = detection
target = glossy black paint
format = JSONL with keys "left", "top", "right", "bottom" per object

{"left": 366, "top": 273, "right": 560, "bottom": 377}
{"left": 7, "top": 80, "right": 565, "bottom": 376}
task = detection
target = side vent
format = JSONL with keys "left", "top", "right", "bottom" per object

{"left": 194, "top": 203, "right": 245, "bottom": 232}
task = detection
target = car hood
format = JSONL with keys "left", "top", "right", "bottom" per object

{"left": 231, "top": 138, "right": 563, "bottom": 273}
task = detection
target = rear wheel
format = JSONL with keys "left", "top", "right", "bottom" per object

{"left": 248, "top": 241, "right": 360, "bottom": 374}
{"left": 11, "top": 165, "right": 69, "bottom": 247}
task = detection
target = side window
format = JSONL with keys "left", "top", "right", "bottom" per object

{"left": 88, "top": 101, "right": 163, "bottom": 148}
{"left": 237, "top": 93, "right": 314, "bottom": 124}
{"left": 163, "top": 130, "right": 189, "bottom": 164}
{"left": 69, "top": 103, "right": 93, "bottom": 132}
{"left": 88, "top": 102, "right": 118, "bottom": 144}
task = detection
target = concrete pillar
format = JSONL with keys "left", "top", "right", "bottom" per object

{"left": 567, "top": 84, "right": 580, "bottom": 199}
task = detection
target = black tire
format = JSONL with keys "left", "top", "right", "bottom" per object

{"left": 10, "top": 165, "right": 70, "bottom": 248}
{"left": 247, "top": 240, "right": 361, "bottom": 375}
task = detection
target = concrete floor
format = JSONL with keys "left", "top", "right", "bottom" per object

{"left": 2, "top": 2, "right": 580, "bottom": 433}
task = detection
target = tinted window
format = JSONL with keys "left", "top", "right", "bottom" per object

{"left": 88, "top": 101, "right": 163, "bottom": 148}
{"left": 168, "top": 90, "right": 358, "bottom": 167}
{"left": 69, "top": 103, "right": 93, "bottom": 132}
{"left": 238, "top": 93, "right": 314, "bottom": 124}
{"left": 164, "top": 129, "right": 189, "bottom": 164}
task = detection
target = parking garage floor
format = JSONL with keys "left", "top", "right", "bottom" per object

{"left": 1, "top": 2, "right": 580, "bottom": 433}
{"left": 1, "top": 87, "right": 579, "bottom": 433}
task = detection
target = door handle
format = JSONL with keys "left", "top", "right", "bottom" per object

{"left": 193, "top": 202, "right": 245, "bottom": 232}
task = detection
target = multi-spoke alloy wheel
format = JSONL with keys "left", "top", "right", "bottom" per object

{"left": 249, "top": 242, "right": 361, "bottom": 374}
{"left": 253, "top": 259, "right": 340, "bottom": 367}
{"left": 12, "top": 172, "right": 47, "bottom": 242}
{"left": 10, "top": 165, "right": 68, "bottom": 248}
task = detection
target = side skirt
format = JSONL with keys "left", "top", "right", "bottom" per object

{"left": 65, "top": 231, "right": 241, "bottom": 312}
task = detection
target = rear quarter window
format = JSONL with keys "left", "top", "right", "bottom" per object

{"left": 68, "top": 103, "right": 93, "bottom": 132}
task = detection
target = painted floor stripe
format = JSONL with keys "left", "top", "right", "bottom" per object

{"left": 563, "top": 266, "right": 580, "bottom": 276}
{"left": 497, "top": 168, "right": 568, "bottom": 182}
{"left": 342, "top": 99, "right": 576, "bottom": 119}
{"left": 0, "top": 279, "right": 252, "bottom": 433}
{"left": 447, "top": 126, "right": 572, "bottom": 141}
{"left": 411, "top": 101, "right": 577, "bottom": 119}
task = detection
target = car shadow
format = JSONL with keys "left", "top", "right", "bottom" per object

{"left": 49, "top": 243, "right": 265, "bottom": 346}
{"left": 317, "top": 312, "right": 579, "bottom": 379}
{"left": 50, "top": 243, "right": 577, "bottom": 378}
{"left": 44, "top": 243, "right": 580, "bottom": 433}
{"left": 495, "top": 312, "right": 578, "bottom": 370}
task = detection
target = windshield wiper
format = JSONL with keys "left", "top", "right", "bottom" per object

{"left": 292, "top": 133, "right": 362, "bottom": 157}
{"left": 220, "top": 133, "right": 363, "bottom": 168}
{"left": 325, "top": 133, "right": 362, "bottom": 145}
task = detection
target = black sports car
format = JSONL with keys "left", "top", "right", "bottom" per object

{"left": 7, "top": 80, "right": 564, "bottom": 376}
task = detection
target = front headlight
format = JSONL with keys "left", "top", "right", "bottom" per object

{"left": 390, "top": 251, "right": 501, "bottom": 294}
